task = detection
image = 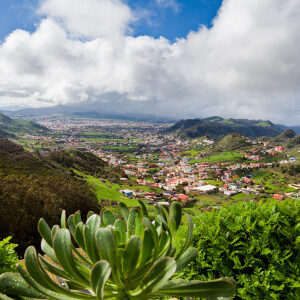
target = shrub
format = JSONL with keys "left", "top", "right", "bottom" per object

{"left": 0, "top": 201, "right": 236, "bottom": 299}
{"left": 176, "top": 199, "right": 300, "bottom": 299}
{"left": 0, "top": 237, "right": 18, "bottom": 274}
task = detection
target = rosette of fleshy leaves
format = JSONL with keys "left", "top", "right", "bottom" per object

{"left": 0, "top": 201, "right": 236, "bottom": 299}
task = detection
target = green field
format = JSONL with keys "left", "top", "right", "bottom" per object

{"left": 77, "top": 173, "right": 140, "bottom": 207}
{"left": 253, "top": 169, "right": 297, "bottom": 193}
{"left": 231, "top": 193, "right": 253, "bottom": 200}
{"left": 190, "top": 151, "right": 243, "bottom": 163}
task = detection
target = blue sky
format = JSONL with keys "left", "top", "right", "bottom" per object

{"left": 0, "top": 0, "right": 299, "bottom": 124}
{"left": 0, "top": 0, "right": 222, "bottom": 42}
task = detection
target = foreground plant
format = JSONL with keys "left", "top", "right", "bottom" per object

{"left": 0, "top": 201, "right": 236, "bottom": 299}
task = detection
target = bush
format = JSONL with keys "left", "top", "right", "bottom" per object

{"left": 0, "top": 237, "right": 18, "bottom": 274}
{"left": 176, "top": 199, "right": 300, "bottom": 299}
{"left": 0, "top": 174, "right": 100, "bottom": 254}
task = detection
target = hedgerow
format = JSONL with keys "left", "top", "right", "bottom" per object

{"left": 176, "top": 199, "right": 300, "bottom": 299}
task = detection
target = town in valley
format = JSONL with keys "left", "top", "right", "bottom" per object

{"left": 8, "top": 113, "right": 299, "bottom": 213}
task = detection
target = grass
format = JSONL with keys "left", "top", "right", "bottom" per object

{"left": 82, "top": 138, "right": 125, "bottom": 142}
{"left": 74, "top": 171, "right": 141, "bottom": 207}
{"left": 190, "top": 151, "right": 243, "bottom": 163}
{"left": 203, "top": 180, "right": 223, "bottom": 186}
{"left": 231, "top": 193, "right": 253, "bottom": 200}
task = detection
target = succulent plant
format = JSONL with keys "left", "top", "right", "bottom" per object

{"left": 0, "top": 201, "right": 236, "bottom": 299}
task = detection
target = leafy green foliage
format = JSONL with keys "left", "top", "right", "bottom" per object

{"left": 176, "top": 199, "right": 300, "bottom": 299}
{"left": 0, "top": 202, "right": 236, "bottom": 299}
{"left": 0, "top": 237, "right": 18, "bottom": 275}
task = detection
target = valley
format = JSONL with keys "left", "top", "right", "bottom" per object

{"left": 4, "top": 113, "right": 300, "bottom": 212}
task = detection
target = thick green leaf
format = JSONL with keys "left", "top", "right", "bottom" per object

{"left": 153, "top": 205, "right": 161, "bottom": 221}
{"left": 0, "top": 272, "right": 45, "bottom": 298}
{"left": 53, "top": 229, "right": 89, "bottom": 286}
{"left": 17, "top": 263, "right": 67, "bottom": 300}
{"left": 87, "top": 211, "right": 95, "bottom": 219}
{"left": 138, "top": 229, "right": 155, "bottom": 268}
{"left": 118, "top": 202, "right": 129, "bottom": 222}
{"left": 136, "top": 257, "right": 176, "bottom": 295}
{"left": 17, "top": 264, "right": 93, "bottom": 300}
{"left": 138, "top": 200, "right": 148, "bottom": 217}
{"left": 91, "top": 261, "right": 111, "bottom": 300}
{"left": 85, "top": 215, "right": 101, "bottom": 263}
{"left": 67, "top": 215, "right": 76, "bottom": 238}
{"left": 114, "top": 219, "right": 127, "bottom": 244}
{"left": 167, "top": 246, "right": 176, "bottom": 257}
{"left": 38, "top": 254, "right": 74, "bottom": 281}
{"left": 51, "top": 225, "right": 60, "bottom": 240}
{"left": 176, "top": 214, "right": 193, "bottom": 259}
{"left": 134, "top": 211, "right": 143, "bottom": 238}
{"left": 38, "top": 219, "right": 52, "bottom": 247}
{"left": 122, "top": 236, "right": 142, "bottom": 279}
{"left": 95, "top": 228, "right": 118, "bottom": 282}
{"left": 61, "top": 210, "right": 67, "bottom": 229}
{"left": 142, "top": 218, "right": 158, "bottom": 247}
{"left": 169, "top": 202, "right": 182, "bottom": 234}
{"left": 175, "top": 247, "right": 198, "bottom": 272}
{"left": 41, "top": 239, "right": 57, "bottom": 263}
{"left": 24, "top": 247, "right": 88, "bottom": 299}
{"left": 102, "top": 210, "right": 117, "bottom": 226}
{"left": 74, "top": 211, "right": 82, "bottom": 226}
{"left": 152, "top": 278, "right": 236, "bottom": 299}
{"left": 157, "top": 231, "right": 170, "bottom": 258}
{"left": 127, "top": 207, "right": 141, "bottom": 237}
{"left": 74, "top": 222, "right": 86, "bottom": 251}
{"left": 0, "top": 292, "right": 13, "bottom": 299}
{"left": 71, "top": 247, "right": 93, "bottom": 267}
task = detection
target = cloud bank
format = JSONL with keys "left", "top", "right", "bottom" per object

{"left": 0, "top": 0, "right": 299, "bottom": 124}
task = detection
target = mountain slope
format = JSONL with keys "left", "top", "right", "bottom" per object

{"left": 0, "top": 112, "right": 48, "bottom": 134}
{"left": 167, "top": 116, "right": 283, "bottom": 139}
{"left": 0, "top": 140, "right": 124, "bottom": 253}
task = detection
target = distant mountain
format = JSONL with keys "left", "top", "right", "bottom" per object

{"left": 4, "top": 104, "right": 175, "bottom": 123}
{"left": 166, "top": 116, "right": 283, "bottom": 139}
{"left": 0, "top": 112, "right": 48, "bottom": 134}
{"left": 277, "top": 124, "right": 300, "bottom": 134}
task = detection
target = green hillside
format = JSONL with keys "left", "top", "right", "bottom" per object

{"left": 0, "top": 139, "right": 127, "bottom": 253}
{"left": 167, "top": 116, "right": 283, "bottom": 139}
{"left": 0, "top": 112, "right": 48, "bottom": 134}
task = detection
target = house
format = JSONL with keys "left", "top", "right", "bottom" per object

{"left": 119, "top": 189, "right": 134, "bottom": 197}
{"left": 158, "top": 201, "right": 169, "bottom": 206}
{"left": 190, "top": 185, "right": 218, "bottom": 194}
{"left": 177, "top": 194, "right": 189, "bottom": 201}
{"left": 243, "top": 177, "right": 254, "bottom": 185}
{"left": 273, "top": 194, "right": 284, "bottom": 200}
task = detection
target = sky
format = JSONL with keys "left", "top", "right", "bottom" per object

{"left": 0, "top": 0, "right": 299, "bottom": 124}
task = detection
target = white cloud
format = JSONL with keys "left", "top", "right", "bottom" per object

{"left": 38, "top": 0, "right": 132, "bottom": 39}
{"left": 0, "top": 0, "right": 299, "bottom": 124}
{"left": 156, "top": 0, "right": 179, "bottom": 12}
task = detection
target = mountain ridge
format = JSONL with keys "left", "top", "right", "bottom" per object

{"left": 166, "top": 116, "right": 283, "bottom": 139}
{"left": 0, "top": 112, "right": 48, "bottom": 134}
